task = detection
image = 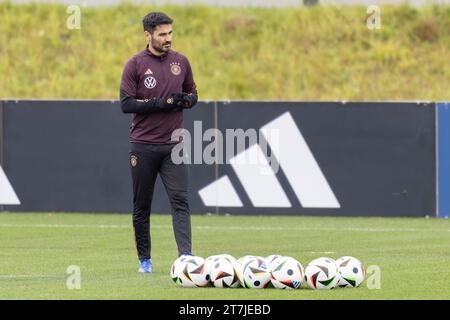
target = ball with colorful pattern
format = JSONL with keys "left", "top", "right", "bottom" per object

{"left": 242, "top": 256, "right": 271, "bottom": 289}
{"left": 304, "top": 257, "right": 341, "bottom": 290}
{"left": 209, "top": 256, "right": 241, "bottom": 288}
{"left": 336, "top": 256, "right": 365, "bottom": 288}
{"left": 170, "top": 255, "right": 209, "bottom": 288}
{"left": 270, "top": 256, "right": 304, "bottom": 289}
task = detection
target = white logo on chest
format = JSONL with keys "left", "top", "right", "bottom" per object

{"left": 144, "top": 76, "right": 157, "bottom": 89}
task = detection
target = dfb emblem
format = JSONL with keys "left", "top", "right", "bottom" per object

{"left": 144, "top": 76, "right": 156, "bottom": 89}
{"left": 170, "top": 62, "right": 181, "bottom": 76}
{"left": 130, "top": 155, "right": 138, "bottom": 167}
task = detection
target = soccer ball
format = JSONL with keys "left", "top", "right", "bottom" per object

{"left": 209, "top": 256, "right": 240, "bottom": 288}
{"left": 336, "top": 256, "right": 365, "bottom": 288}
{"left": 237, "top": 256, "right": 255, "bottom": 286}
{"left": 304, "top": 257, "right": 340, "bottom": 290}
{"left": 242, "top": 256, "right": 271, "bottom": 289}
{"left": 227, "top": 256, "right": 243, "bottom": 288}
{"left": 270, "top": 256, "right": 304, "bottom": 289}
{"left": 237, "top": 255, "right": 258, "bottom": 286}
{"left": 205, "top": 255, "right": 227, "bottom": 276}
{"left": 205, "top": 254, "right": 241, "bottom": 287}
{"left": 205, "top": 254, "right": 225, "bottom": 271}
{"left": 205, "top": 254, "right": 236, "bottom": 271}
{"left": 265, "top": 254, "right": 283, "bottom": 269}
{"left": 237, "top": 255, "right": 263, "bottom": 287}
{"left": 170, "top": 255, "right": 210, "bottom": 288}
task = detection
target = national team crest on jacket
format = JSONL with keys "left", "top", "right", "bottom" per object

{"left": 130, "top": 155, "right": 138, "bottom": 167}
{"left": 170, "top": 62, "right": 181, "bottom": 75}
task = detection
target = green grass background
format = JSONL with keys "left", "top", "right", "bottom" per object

{"left": 1, "top": 212, "right": 449, "bottom": 299}
{"left": 0, "top": 2, "right": 449, "bottom": 100}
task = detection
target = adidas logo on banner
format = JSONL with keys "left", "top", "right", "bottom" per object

{"left": 0, "top": 166, "right": 20, "bottom": 205}
{"left": 198, "top": 112, "right": 340, "bottom": 209}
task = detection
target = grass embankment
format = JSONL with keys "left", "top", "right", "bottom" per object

{"left": 0, "top": 2, "right": 449, "bottom": 100}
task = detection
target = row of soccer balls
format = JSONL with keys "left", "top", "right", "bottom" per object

{"left": 171, "top": 254, "right": 365, "bottom": 289}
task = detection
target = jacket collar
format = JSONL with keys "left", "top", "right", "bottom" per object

{"left": 143, "top": 44, "right": 170, "bottom": 61}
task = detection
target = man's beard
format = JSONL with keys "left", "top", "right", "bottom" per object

{"left": 151, "top": 39, "right": 171, "bottom": 53}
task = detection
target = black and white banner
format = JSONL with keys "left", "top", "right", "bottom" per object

{"left": 0, "top": 100, "right": 435, "bottom": 217}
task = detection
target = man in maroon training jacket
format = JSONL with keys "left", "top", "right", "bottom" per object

{"left": 120, "top": 12, "right": 197, "bottom": 273}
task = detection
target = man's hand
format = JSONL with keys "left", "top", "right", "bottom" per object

{"left": 169, "top": 93, "right": 188, "bottom": 108}
{"left": 181, "top": 93, "right": 197, "bottom": 109}
{"left": 169, "top": 92, "right": 198, "bottom": 110}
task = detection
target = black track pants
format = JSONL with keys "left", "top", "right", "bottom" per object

{"left": 129, "top": 142, "right": 191, "bottom": 260}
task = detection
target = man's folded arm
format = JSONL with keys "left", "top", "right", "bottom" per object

{"left": 120, "top": 89, "right": 174, "bottom": 114}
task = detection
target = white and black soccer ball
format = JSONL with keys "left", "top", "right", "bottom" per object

{"left": 227, "top": 256, "right": 243, "bottom": 288}
{"left": 209, "top": 256, "right": 240, "bottom": 288}
{"left": 265, "top": 254, "right": 283, "bottom": 269}
{"left": 270, "top": 256, "right": 304, "bottom": 289}
{"left": 170, "top": 255, "right": 210, "bottom": 288}
{"left": 236, "top": 255, "right": 258, "bottom": 286}
{"left": 336, "top": 256, "right": 365, "bottom": 288}
{"left": 304, "top": 257, "right": 340, "bottom": 290}
{"left": 242, "top": 256, "right": 271, "bottom": 289}
{"left": 205, "top": 254, "right": 240, "bottom": 286}
{"left": 204, "top": 254, "right": 223, "bottom": 274}
{"left": 205, "top": 254, "right": 235, "bottom": 269}
{"left": 238, "top": 255, "right": 268, "bottom": 287}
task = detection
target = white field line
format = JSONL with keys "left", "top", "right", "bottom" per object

{"left": 0, "top": 223, "right": 130, "bottom": 229}
{"left": 0, "top": 274, "right": 62, "bottom": 279}
{"left": 0, "top": 223, "right": 449, "bottom": 233}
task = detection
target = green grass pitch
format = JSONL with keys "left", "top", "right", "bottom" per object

{"left": 0, "top": 212, "right": 449, "bottom": 300}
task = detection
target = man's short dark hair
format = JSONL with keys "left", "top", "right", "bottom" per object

{"left": 143, "top": 12, "right": 173, "bottom": 33}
